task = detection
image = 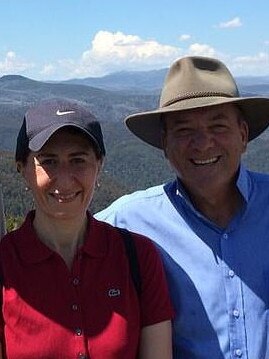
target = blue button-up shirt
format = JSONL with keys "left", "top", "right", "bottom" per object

{"left": 95, "top": 165, "right": 269, "bottom": 359}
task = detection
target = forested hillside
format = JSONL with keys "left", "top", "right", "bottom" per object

{"left": 0, "top": 70, "right": 269, "bottom": 223}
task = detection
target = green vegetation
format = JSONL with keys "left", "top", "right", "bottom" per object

{"left": 0, "top": 73, "right": 268, "bottom": 229}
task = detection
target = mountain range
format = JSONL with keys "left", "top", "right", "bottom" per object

{"left": 62, "top": 69, "right": 269, "bottom": 95}
{"left": 0, "top": 69, "right": 269, "bottom": 218}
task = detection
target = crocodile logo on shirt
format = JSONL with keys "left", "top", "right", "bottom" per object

{"left": 108, "top": 288, "right": 121, "bottom": 297}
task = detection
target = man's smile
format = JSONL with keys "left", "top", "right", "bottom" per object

{"left": 191, "top": 156, "right": 221, "bottom": 166}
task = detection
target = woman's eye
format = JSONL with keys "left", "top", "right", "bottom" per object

{"left": 40, "top": 159, "right": 56, "bottom": 166}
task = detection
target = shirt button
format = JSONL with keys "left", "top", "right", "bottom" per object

{"left": 72, "top": 304, "right": 78, "bottom": 311}
{"left": 234, "top": 348, "right": 242, "bottom": 357}
{"left": 233, "top": 309, "right": 240, "bottom": 318}
{"left": 228, "top": 270, "right": 235, "bottom": 278}
{"left": 223, "top": 233, "right": 228, "bottom": 239}
{"left": 73, "top": 277, "right": 80, "bottom": 286}
{"left": 77, "top": 353, "right": 87, "bottom": 359}
{"left": 75, "top": 328, "right": 82, "bottom": 336}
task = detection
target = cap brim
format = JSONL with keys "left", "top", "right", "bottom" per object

{"left": 125, "top": 96, "right": 269, "bottom": 148}
{"left": 29, "top": 123, "right": 102, "bottom": 153}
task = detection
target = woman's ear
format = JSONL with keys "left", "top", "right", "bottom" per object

{"left": 17, "top": 162, "right": 31, "bottom": 192}
{"left": 16, "top": 161, "right": 27, "bottom": 179}
{"left": 97, "top": 157, "right": 104, "bottom": 175}
{"left": 16, "top": 161, "right": 23, "bottom": 174}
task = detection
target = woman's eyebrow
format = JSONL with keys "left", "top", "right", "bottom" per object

{"left": 36, "top": 151, "right": 91, "bottom": 158}
{"left": 36, "top": 153, "right": 57, "bottom": 158}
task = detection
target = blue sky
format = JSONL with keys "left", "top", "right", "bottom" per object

{"left": 1, "top": 0, "right": 269, "bottom": 80}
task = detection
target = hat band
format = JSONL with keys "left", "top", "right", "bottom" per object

{"left": 162, "top": 91, "right": 234, "bottom": 108}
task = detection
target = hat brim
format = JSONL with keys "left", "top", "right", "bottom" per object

{"left": 125, "top": 96, "right": 269, "bottom": 148}
{"left": 29, "top": 123, "right": 102, "bottom": 154}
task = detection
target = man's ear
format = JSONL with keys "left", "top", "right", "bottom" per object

{"left": 161, "top": 131, "right": 168, "bottom": 158}
{"left": 241, "top": 121, "right": 249, "bottom": 153}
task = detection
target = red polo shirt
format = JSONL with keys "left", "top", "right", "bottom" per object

{"left": 0, "top": 211, "right": 173, "bottom": 359}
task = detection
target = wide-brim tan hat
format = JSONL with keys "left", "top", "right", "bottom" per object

{"left": 125, "top": 56, "right": 269, "bottom": 148}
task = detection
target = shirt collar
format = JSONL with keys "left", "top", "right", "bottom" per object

{"left": 236, "top": 164, "right": 250, "bottom": 202}
{"left": 175, "top": 163, "right": 250, "bottom": 205}
{"left": 15, "top": 211, "right": 53, "bottom": 264}
{"left": 15, "top": 211, "right": 108, "bottom": 264}
{"left": 82, "top": 214, "right": 108, "bottom": 258}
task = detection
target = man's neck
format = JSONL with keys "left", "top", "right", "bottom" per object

{"left": 187, "top": 184, "right": 244, "bottom": 228}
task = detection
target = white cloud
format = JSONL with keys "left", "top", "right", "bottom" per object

{"left": 179, "top": 34, "right": 191, "bottom": 41}
{"left": 230, "top": 52, "right": 269, "bottom": 75}
{"left": 40, "top": 64, "right": 55, "bottom": 76}
{"left": 24, "top": 30, "right": 269, "bottom": 80}
{"left": 66, "top": 30, "right": 182, "bottom": 77}
{"left": 218, "top": 17, "right": 242, "bottom": 29}
{"left": 187, "top": 43, "right": 217, "bottom": 57}
{"left": 89, "top": 31, "right": 179, "bottom": 61}
{"left": 0, "top": 51, "right": 34, "bottom": 76}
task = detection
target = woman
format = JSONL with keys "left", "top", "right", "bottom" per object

{"left": 0, "top": 99, "right": 173, "bottom": 359}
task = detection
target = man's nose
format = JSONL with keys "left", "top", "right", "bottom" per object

{"left": 191, "top": 130, "right": 214, "bottom": 150}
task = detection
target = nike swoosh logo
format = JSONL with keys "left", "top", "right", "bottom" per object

{"left": 56, "top": 110, "right": 75, "bottom": 116}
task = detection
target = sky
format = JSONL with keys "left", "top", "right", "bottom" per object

{"left": 0, "top": 0, "right": 269, "bottom": 81}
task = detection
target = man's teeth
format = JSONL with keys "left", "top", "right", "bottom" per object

{"left": 193, "top": 157, "right": 219, "bottom": 165}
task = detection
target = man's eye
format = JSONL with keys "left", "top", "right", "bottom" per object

{"left": 175, "top": 128, "right": 192, "bottom": 136}
{"left": 212, "top": 124, "right": 228, "bottom": 132}
{"left": 72, "top": 158, "right": 86, "bottom": 164}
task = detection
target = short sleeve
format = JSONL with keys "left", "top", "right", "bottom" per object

{"left": 133, "top": 234, "right": 174, "bottom": 327}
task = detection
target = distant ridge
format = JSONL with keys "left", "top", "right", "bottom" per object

{"left": 62, "top": 68, "right": 168, "bottom": 92}
{"left": 2, "top": 70, "right": 269, "bottom": 95}
{"left": 0, "top": 74, "right": 33, "bottom": 81}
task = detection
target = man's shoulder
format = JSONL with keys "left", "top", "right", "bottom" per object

{"left": 95, "top": 183, "right": 168, "bottom": 221}
{"left": 114, "top": 183, "right": 166, "bottom": 203}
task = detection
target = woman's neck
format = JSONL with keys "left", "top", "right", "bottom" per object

{"left": 33, "top": 212, "right": 88, "bottom": 269}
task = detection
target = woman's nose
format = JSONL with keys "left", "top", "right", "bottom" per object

{"left": 54, "top": 163, "right": 75, "bottom": 186}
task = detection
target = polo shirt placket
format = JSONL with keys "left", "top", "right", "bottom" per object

{"left": 70, "top": 252, "right": 89, "bottom": 359}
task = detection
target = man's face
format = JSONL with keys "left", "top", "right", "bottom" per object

{"left": 162, "top": 104, "right": 248, "bottom": 195}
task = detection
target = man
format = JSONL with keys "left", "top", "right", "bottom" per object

{"left": 95, "top": 56, "right": 269, "bottom": 359}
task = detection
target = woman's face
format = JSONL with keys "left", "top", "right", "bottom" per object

{"left": 19, "top": 128, "right": 103, "bottom": 222}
